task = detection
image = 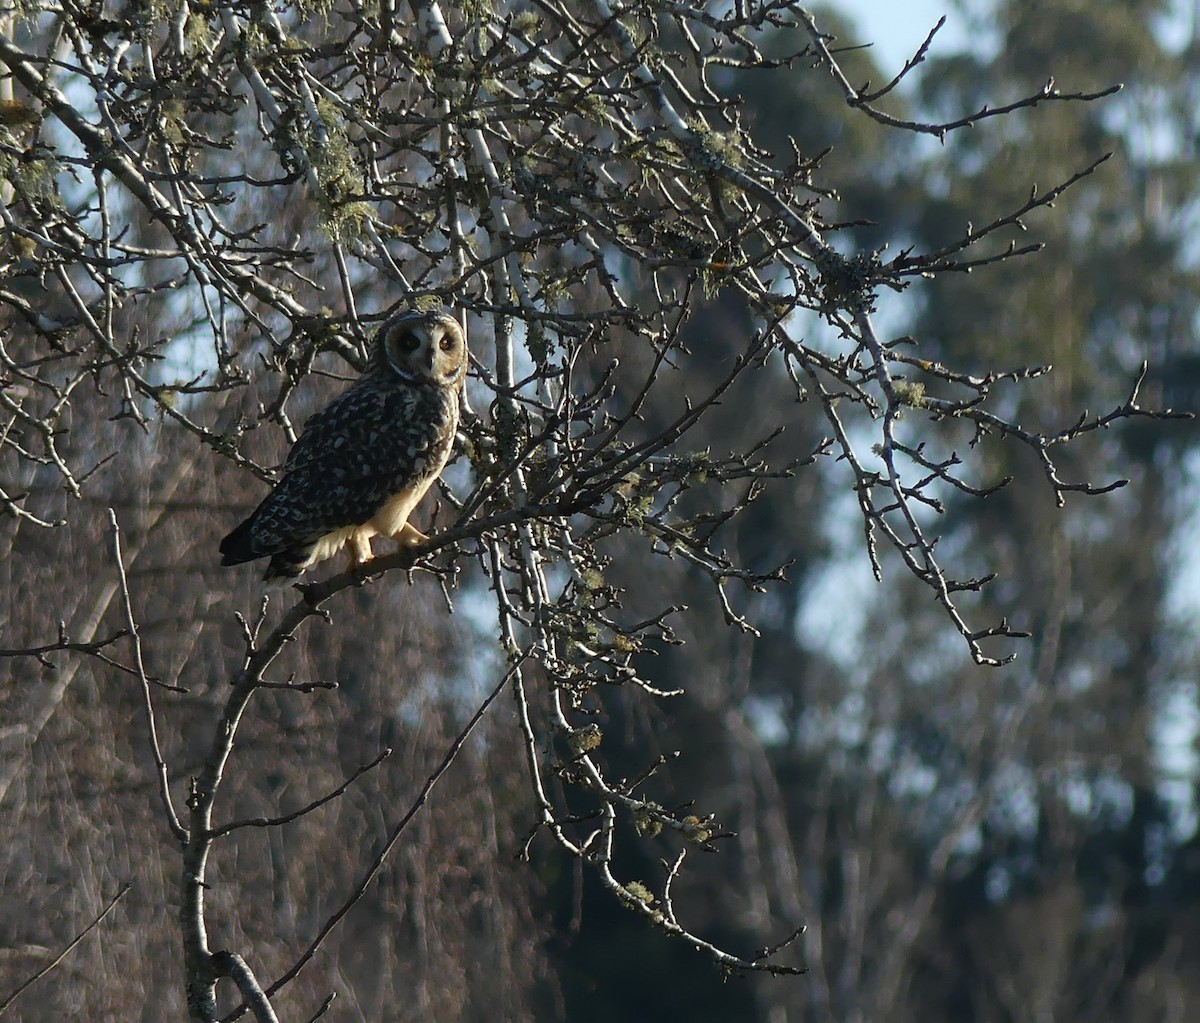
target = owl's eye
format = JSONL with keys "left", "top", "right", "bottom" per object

{"left": 439, "top": 336, "right": 456, "bottom": 352}
{"left": 396, "top": 331, "right": 420, "bottom": 351}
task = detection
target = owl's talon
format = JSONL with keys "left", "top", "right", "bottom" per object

{"left": 395, "top": 521, "right": 430, "bottom": 548}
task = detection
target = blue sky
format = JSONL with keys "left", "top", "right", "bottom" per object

{"left": 828, "top": 1, "right": 969, "bottom": 69}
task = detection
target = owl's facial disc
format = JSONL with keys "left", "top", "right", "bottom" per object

{"left": 378, "top": 311, "right": 465, "bottom": 386}
{"left": 426, "top": 324, "right": 465, "bottom": 384}
{"left": 382, "top": 321, "right": 428, "bottom": 381}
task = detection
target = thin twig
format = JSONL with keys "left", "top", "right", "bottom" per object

{"left": 210, "top": 748, "right": 392, "bottom": 837}
{"left": 108, "top": 509, "right": 186, "bottom": 840}
{"left": 0, "top": 883, "right": 132, "bottom": 1016}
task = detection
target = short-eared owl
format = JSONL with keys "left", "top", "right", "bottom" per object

{"left": 220, "top": 309, "right": 467, "bottom": 582}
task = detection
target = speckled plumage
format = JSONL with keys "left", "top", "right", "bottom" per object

{"left": 220, "top": 309, "right": 467, "bottom": 582}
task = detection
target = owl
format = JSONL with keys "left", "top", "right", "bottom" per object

{"left": 220, "top": 309, "right": 468, "bottom": 583}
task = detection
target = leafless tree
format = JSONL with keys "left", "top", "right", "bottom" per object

{"left": 1, "top": 1, "right": 1186, "bottom": 1020}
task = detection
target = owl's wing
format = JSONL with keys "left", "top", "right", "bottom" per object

{"left": 241, "top": 385, "right": 453, "bottom": 557}
{"left": 281, "top": 380, "right": 393, "bottom": 475}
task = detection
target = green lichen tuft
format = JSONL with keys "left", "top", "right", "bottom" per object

{"left": 512, "top": 10, "right": 540, "bottom": 35}
{"left": 624, "top": 881, "right": 655, "bottom": 906}
{"left": 632, "top": 805, "right": 663, "bottom": 838}
{"left": 681, "top": 815, "right": 712, "bottom": 844}
{"left": 813, "top": 247, "right": 881, "bottom": 316}
{"left": 412, "top": 295, "right": 446, "bottom": 314}
{"left": 305, "top": 99, "right": 370, "bottom": 240}
{"left": 11, "top": 156, "right": 60, "bottom": 206}
{"left": 568, "top": 724, "right": 602, "bottom": 756}
{"left": 893, "top": 380, "right": 927, "bottom": 409}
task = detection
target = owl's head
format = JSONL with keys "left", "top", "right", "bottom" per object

{"left": 375, "top": 309, "right": 468, "bottom": 389}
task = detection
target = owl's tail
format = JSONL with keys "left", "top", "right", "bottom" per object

{"left": 262, "top": 550, "right": 313, "bottom": 584}
{"left": 219, "top": 516, "right": 258, "bottom": 566}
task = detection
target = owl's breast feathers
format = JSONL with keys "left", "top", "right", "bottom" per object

{"left": 219, "top": 378, "right": 459, "bottom": 567}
